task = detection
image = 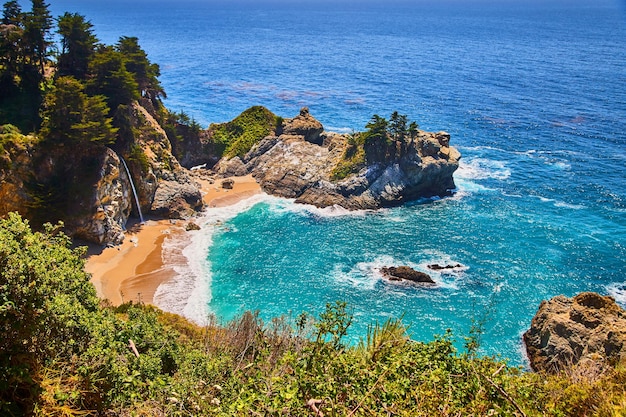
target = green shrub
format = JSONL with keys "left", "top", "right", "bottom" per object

{"left": 210, "top": 106, "right": 279, "bottom": 159}
{"left": 330, "top": 134, "right": 366, "bottom": 181}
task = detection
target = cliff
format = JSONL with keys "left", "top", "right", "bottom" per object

{"left": 524, "top": 292, "right": 626, "bottom": 373}
{"left": 0, "top": 102, "right": 203, "bottom": 245}
{"left": 216, "top": 108, "right": 460, "bottom": 209}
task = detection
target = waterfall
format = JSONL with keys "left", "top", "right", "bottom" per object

{"left": 120, "top": 156, "right": 145, "bottom": 224}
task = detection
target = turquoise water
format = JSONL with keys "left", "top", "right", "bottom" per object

{"left": 50, "top": 0, "right": 626, "bottom": 363}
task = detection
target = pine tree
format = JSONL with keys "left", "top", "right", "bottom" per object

{"left": 57, "top": 12, "right": 98, "bottom": 80}
{"left": 117, "top": 36, "right": 165, "bottom": 101}
{"left": 41, "top": 76, "right": 117, "bottom": 145}
{"left": 86, "top": 45, "right": 139, "bottom": 111}
{"left": 23, "top": 0, "right": 53, "bottom": 77}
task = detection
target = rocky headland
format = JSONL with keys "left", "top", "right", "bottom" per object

{"left": 524, "top": 292, "right": 626, "bottom": 373}
{"left": 215, "top": 108, "right": 461, "bottom": 210}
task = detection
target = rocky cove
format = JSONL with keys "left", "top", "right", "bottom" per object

{"left": 0, "top": 105, "right": 461, "bottom": 245}
{"left": 2, "top": 102, "right": 625, "bottom": 376}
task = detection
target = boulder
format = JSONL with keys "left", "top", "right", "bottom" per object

{"left": 523, "top": 292, "right": 626, "bottom": 373}
{"left": 221, "top": 178, "right": 235, "bottom": 189}
{"left": 151, "top": 179, "right": 203, "bottom": 219}
{"left": 281, "top": 107, "right": 324, "bottom": 145}
{"left": 185, "top": 221, "right": 201, "bottom": 231}
{"left": 380, "top": 266, "right": 435, "bottom": 284}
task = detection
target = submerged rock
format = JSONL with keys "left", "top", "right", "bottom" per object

{"left": 523, "top": 292, "right": 626, "bottom": 373}
{"left": 428, "top": 263, "right": 463, "bottom": 271}
{"left": 380, "top": 266, "right": 435, "bottom": 284}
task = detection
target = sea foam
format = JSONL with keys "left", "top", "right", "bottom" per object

{"left": 154, "top": 193, "right": 271, "bottom": 325}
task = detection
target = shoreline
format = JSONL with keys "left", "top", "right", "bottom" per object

{"left": 85, "top": 174, "right": 261, "bottom": 306}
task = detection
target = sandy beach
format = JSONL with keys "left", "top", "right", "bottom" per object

{"left": 85, "top": 174, "right": 261, "bottom": 306}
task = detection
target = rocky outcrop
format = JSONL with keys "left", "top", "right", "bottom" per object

{"left": 0, "top": 101, "right": 203, "bottom": 245}
{"left": 281, "top": 107, "right": 324, "bottom": 145}
{"left": 116, "top": 102, "right": 203, "bottom": 220}
{"left": 523, "top": 292, "right": 626, "bottom": 373}
{"left": 428, "top": 263, "right": 463, "bottom": 271}
{"left": 71, "top": 148, "right": 130, "bottom": 245}
{"left": 380, "top": 266, "right": 435, "bottom": 284}
{"left": 216, "top": 108, "right": 460, "bottom": 209}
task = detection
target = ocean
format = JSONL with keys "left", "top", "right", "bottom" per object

{"left": 50, "top": 0, "right": 626, "bottom": 364}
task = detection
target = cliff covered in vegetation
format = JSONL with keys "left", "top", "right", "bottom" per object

{"left": 0, "top": 2, "right": 203, "bottom": 244}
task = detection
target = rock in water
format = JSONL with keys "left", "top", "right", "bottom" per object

{"left": 523, "top": 292, "right": 626, "bottom": 373}
{"left": 427, "top": 263, "right": 463, "bottom": 271}
{"left": 380, "top": 266, "right": 435, "bottom": 284}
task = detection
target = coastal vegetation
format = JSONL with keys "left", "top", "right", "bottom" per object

{"left": 208, "top": 105, "right": 282, "bottom": 159}
{"left": 1, "top": 214, "right": 625, "bottom": 416}
{"left": 331, "top": 112, "right": 420, "bottom": 180}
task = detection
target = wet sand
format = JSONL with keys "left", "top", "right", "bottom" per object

{"left": 85, "top": 174, "right": 261, "bottom": 306}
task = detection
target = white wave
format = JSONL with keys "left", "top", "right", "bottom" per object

{"left": 417, "top": 249, "right": 469, "bottom": 289}
{"left": 553, "top": 201, "right": 585, "bottom": 210}
{"left": 153, "top": 193, "right": 270, "bottom": 325}
{"left": 334, "top": 254, "right": 464, "bottom": 291}
{"left": 457, "top": 145, "right": 509, "bottom": 154}
{"left": 452, "top": 178, "right": 495, "bottom": 196}
{"left": 266, "top": 196, "right": 373, "bottom": 219}
{"left": 455, "top": 158, "right": 511, "bottom": 181}
{"left": 532, "top": 195, "right": 585, "bottom": 210}
{"left": 552, "top": 161, "right": 571, "bottom": 171}
{"left": 325, "top": 126, "right": 353, "bottom": 134}
{"left": 606, "top": 283, "right": 626, "bottom": 308}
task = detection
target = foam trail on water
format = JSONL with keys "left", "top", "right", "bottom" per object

{"left": 153, "top": 193, "right": 271, "bottom": 325}
{"left": 266, "top": 196, "right": 373, "bottom": 218}
{"left": 455, "top": 158, "right": 511, "bottom": 181}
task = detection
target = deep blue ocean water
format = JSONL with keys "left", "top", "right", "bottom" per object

{"left": 50, "top": 0, "right": 626, "bottom": 363}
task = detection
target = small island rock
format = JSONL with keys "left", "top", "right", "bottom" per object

{"left": 428, "top": 263, "right": 463, "bottom": 271}
{"left": 380, "top": 266, "right": 435, "bottom": 284}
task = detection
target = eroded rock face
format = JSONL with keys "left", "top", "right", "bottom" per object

{"left": 0, "top": 101, "right": 203, "bottom": 245}
{"left": 72, "top": 148, "right": 130, "bottom": 245}
{"left": 118, "top": 102, "right": 203, "bottom": 220}
{"left": 523, "top": 292, "right": 626, "bottom": 373}
{"left": 216, "top": 109, "right": 460, "bottom": 210}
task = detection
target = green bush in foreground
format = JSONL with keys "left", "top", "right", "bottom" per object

{"left": 1, "top": 213, "right": 625, "bottom": 416}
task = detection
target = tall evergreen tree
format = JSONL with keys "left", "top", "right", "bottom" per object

{"left": 0, "top": 1, "right": 23, "bottom": 94}
{"left": 365, "top": 114, "right": 388, "bottom": 140}
{"left": 87, "top": 45, "right": 139, "bottom": 111}
{"left": 1, "top": 0, "right": 21, "bottom": 25}
{"left": 389, "top": 111, "right": 408, "bottom": 140}
{"left": 23, "top": 0, "right": 53, "bottom": 77}
{"left": 57, "top": 12, "right": 97, "bottom": 80}
{"left": 117, "top": 36, "right": 165, "bottom": 101}
{"left": 41, "top": 76, "right": 117, "bottom": 145}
